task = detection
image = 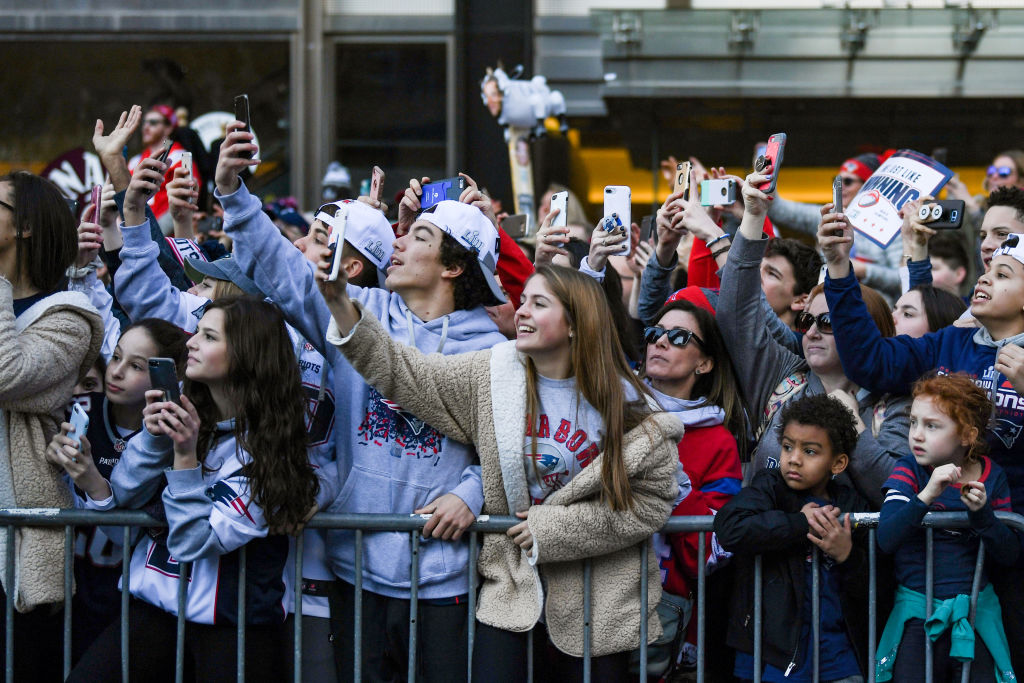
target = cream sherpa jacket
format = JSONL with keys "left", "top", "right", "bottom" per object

{"left": 326, "top": 304, "right": 683, "bottom": 657}
{"left": 0, "top": 278, "right": 103, "bottom": 611}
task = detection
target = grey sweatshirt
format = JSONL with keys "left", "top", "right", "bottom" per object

{"left": 717, "top": 232, "right": 911, "bottom": 508}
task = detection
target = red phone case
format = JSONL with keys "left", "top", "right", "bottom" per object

{"left": 756, "top": 133, "right": 786, "bottom": 194}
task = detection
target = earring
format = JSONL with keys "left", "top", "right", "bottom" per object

{"left": 568, "top": 331, "right": 574, "bottom": 339}
{"left": 694, "top": 369, "right": 701, "bottom": 375}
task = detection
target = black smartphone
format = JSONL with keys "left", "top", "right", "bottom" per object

{"left": 917, "top": 199, "right": 965, "bottom": 230}
{"left": 832, "top": 175, "right": 843, "bottom": 214}
{"left": 154, "top": 138, "right": 172, "bottom": 164}
{"left": 640, "top": 215, "right": 655, "bottom": 243}
{"left": 233, "top": 94, "right": 254, "bottom": 159}
{"left": 420, "top": 176, "right": 466, "bottom": 210}
{"left": 148, "top": 358, "right": 180, "bottom": 405}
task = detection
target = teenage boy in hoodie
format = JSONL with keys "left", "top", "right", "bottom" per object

{"left": 214, "top": 125, "right": 507, "bottom": 681}
{"left": 819, "top": 205, "right": 1024, "bottom": 674}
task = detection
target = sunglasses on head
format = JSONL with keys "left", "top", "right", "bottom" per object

{"left": 987, "top": 165, "right": 1014, "bottom": 178}
{"left": 794, "top": 312, "right": 833, "bottom": 335}
{"left": 643, "top": 326, "right": 706, "bottom": 350}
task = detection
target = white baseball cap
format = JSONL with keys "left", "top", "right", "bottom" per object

{"left": 315, "top": 199, "right": 395, "bottom": 288}
{"left": 992, "top": 233, "right": 1024, "bottom": 268}
{"left": 416, "top": 200, "right": 506, "bottom": 305}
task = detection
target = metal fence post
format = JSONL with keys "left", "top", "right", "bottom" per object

{"left": 960, "top": 547, "right": 985, "bottom": 683}
{"left": 293, "top": 533, "right": 304, "bottom": 683}
{"left": 175, "top": 561, "right": 190, "bottom": 683}
{"left": 63, "top": 526, "right": 72, "bottom": 679}
{"left": 237, "top": 545, "right": 246, "bottom": 683}
{"left": 5, "top": 526, "right": 13, "bottom": 683}
{"left": 925, "top": 529, "right": 934, "bottom": 683}
{"left": 639, "top": 539, "right": 648, "bottom": 677}
{"left": 467, "top": 532, "right": 477, "bottom": 683}
{"left": 408, "top": 532, "right": 419, "bottom": 683}
{"left": 583, "top": 558, "right": 592, "bottom": 683}
{"left": 697, "top": 531, "right": 706, "bottom": 683}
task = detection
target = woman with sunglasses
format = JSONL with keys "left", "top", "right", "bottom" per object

{"left": 0, "top": 172, "right": 105, "bottom": 678}
{"left": 717, "top": 170, "right": 911, "bottom": 509}
{"left": 947, "top": 150, "right": 1024, "bottom": 229}
{"left": 638, "top": 295, "right": 746, "bottom": 678}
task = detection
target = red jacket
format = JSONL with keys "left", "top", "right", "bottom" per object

{"left": 661, "top": 423, "right": 741, "bottom": 599}
{"left": 128, "top": 141, "right": 199, "bottom": 221}
{"left": 495, "top": 226, "right": 534, "bottom": 310}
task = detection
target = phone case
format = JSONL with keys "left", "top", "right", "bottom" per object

{"left": 832, "top": 176, "right": 843, "bottom": 213}
{"left": 233, "top": 95, "right": 255, "bottom": 160}
{"left": 182, "top": 152, "right": 193, "bottom": 180}
{"left": 90, "top": 185, "right": 102, "bottom": 216}
{"left": 370, "top": 166, "right": 385, "bottom": 202}
{"left": 550, "top": 191, "right": 568, "bottom": 228}
{"left": 603, "top": 186, "right": 632, "bottom": 257}
{"left": 68, "top": 403, "right": 89, "bottom": 448}
{"left": 148, "top": 358, "right": 181, "bottom": 405}
{"left": 502, "top": 214, "right": 528, "bottom": 239}
{"left": 756, "top": 133, "right": 786, "bottom": 194}
{"left": 699, "top": 179, "right": 737, "bottom": 207}
{"left": 420, "top": 177, "right": 466, "bottom": 210}
{"left": 674, "top": 162, "right": 692, "bottom": 200}
{"left": 155, "top": 138, "right": 172, "bottom": 164}
{"left": 917, "top": 200, "right": 965, "bottom": 230}
{"left": 326, "top": 204, "right": 350, "bottom": 281}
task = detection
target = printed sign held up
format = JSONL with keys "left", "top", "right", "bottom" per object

{"left": 844, "top": 150, "right": 953, "bottom": 249}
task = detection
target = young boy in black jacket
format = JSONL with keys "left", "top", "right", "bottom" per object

{"left": 715, "top": 394, "right": 871, "bottom": 683}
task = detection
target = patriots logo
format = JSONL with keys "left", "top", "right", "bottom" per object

{"left": 991, "top": 419, "right": 1023, "bottom": 448}
{"left": 208, "top": 481, "right": 256, "bottom": 524}
{"left": 191, "top": 302, "right": 208, "bottom": 320}
{"left": 358, "top": 388, "right": 443, "bottom": 461}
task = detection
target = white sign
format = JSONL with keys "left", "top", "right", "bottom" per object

{"left": 844, "top": 150, "right": 953, "bottom": 249}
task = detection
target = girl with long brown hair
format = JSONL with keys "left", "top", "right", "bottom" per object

{"left": 70, "top": 296, "right": 319, "bottom": 682}
{"left": 318, "top": 263, "right": 683, "bottom": 682}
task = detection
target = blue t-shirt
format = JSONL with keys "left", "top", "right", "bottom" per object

{"left": 881, "top": 454, "right": 1012, "bottom": 598}
{"left": 734, "top": 495, "right": 861, "bottom": 682}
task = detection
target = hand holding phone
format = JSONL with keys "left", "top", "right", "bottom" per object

{"left": 233, "top": 94, "right": 255, "bottom": 160}
{"left": 832, "top": 176, "right": 843, "bottom": 214}
{"left": 755, "top": 133, "right": 786, "bottom": 194}
{"left": 603, "top": 186, "right": 632, "bottom": 257}
{"left": 550, "top": 191, "right": 568, "bottom": 228}
{"left": 673, "top": 161, "right": 692, "bottom": 201}
{"left": 420, "top": 177, "right": 466, "bottom": 210}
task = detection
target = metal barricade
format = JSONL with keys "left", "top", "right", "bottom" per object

{"left": 0, "top": 508, "right": 1020, "bottom": 683}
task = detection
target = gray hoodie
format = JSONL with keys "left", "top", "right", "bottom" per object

{"left": 220, "top": 181, "right": 507, "bottom": 599}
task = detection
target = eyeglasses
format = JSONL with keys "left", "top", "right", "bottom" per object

{"left": 987, "top": 165, "right": 1014, "bottom": 178}
{"left": 840, "top": 176, "right": 861, "bottom": 187}
{"left": 794, "top": 311, "right": 833, "bottom": 335}
{"left": 143, "top": 117, "right": 167, "bottom": 127}
{"left": 0, "top": 199, "right": 13, "bottom": 213}
{"left": 643, "top": 326, "right": 706, "bottom": 350}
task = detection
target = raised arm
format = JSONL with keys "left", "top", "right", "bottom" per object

{"left": 717, "top": 171, "right": 806, "bottom": 419}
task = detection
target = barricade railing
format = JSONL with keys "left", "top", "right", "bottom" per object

{"left": 0, "top": 508, "right": 1020, "bottom": 683}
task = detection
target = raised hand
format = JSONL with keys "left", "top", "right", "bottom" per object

{"left": 75, "top": 204, "right": 104, "bottom": 269}
{"left": 93, "top": 105, "right": 142, "bottom": 161}
{"left": 397, "top": 177, "right": 431, "bottom": 236}
{"left": 123, "top": 157, "right": 167, "bottom": 227}
{"left": 214, "top": 121, "right": 260, "bottom": 196}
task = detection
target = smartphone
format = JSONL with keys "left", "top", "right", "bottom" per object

{"left": 755, "top": 133, "right": 786, "bottom": 194}
{"left": 233, "top": 94, "right": 254, "bottom": 159}
{"left": 90, "top": 184, "right": 102, "bottom": 218}
{"left": 502, "top": 214, "right": 528, "bottom": 239}
{"left": 550, "top": 190, "right": 568, "bottom": 228}
{"left": 181, "top": 152, "right": 193, "bottom": 180}
{"left": 325, "top": 204, "right": 350, "bottom": 281}
{"left": 370, "top": 166, "right": 385, "bottom": 204}
{"left": 673, "top": 161, "right": 692, "bottom": 200}
{"left": 832, "top": 175, "right": 843, "bottom": 213}
{"left": 603, "top": 185, "right": 631, "bottom": 257}
{"left": 640, "top": 215, "right": 655, "bottom": 243}
{"left": 917, "top": 199, "right": 965, "bottom": 230}
{"left": 148, "top": 358, "right": 181, "bottom": 405}
{"left": 699, "top": 179, "right": 737, "bottom": 206}
{"left": 154, "top": 138, "right": 172, "bottom": 165}
{"left": 420, "top": 176, "right": 466, "bottom": 210}
{"left": 68, "top": 402, "right": 89, "bottom": 449}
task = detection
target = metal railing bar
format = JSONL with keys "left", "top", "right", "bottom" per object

{"left": 467, "top": 531, "right": 477, "bottom": 683}
{"left": 811, "top": 547, "right": 820, "bottom": 683}
{"left": 961, "top": 547, "right": 985, "bottom": 683}
{"left": 5, "top": 526, "right": 13, "bottom": 683}
{"left": 121, "top": 526, "right": 131, "bottom": 683}
{"left": 753, "top": 554, "right": 762, "bottom": 683}
{"left": 174, "top": 561, "right": 189, "bottom": 683}
{"left": 868, "top": 528, "right": 877, "bottom": 683}
{"left": 925, "top": 529, "right": 933, "bottom": 683}
{"left": 583, "top": 558, "right": 592, "bottom": 683}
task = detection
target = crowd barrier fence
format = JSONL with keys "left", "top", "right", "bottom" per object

{"left": 0, "top": 508, "right": 1019, "bottom": 683}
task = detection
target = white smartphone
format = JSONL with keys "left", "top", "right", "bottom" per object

{"left": 550, "top": 191, "right": 568, "bottom": 228}
{"left": 181, "top": 152, "right": 193, "bottom": 180}
{"left": 603, "top": 185, "right": 631, "bottom": 257}
{"left": 325, "top": 204, "right": 350, "bottom": 282}
{"left": 68, "top": 402, "right": 89, "bottom": 448}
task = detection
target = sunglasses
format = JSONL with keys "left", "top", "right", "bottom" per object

{"left": 143, "top": 117, "right": 167, "bottom": 127}
{"left": 987, "top": 165, "right": 1014, "bottom": 178}
{"left": 840, "top": 176, "right": 861, "bottom": 187}
{"left": 794, "top": 311, "right": 833, "bottom": 335}
{"left": 643, "top": 326, "right": 706, "bottom": 350}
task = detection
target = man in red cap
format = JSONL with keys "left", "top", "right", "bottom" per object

{"left": 128, "top": 104, "right": 192, "bottom": 233}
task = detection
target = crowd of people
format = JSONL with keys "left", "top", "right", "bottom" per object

{"left": 2, "top": 100, "right": 1024, "bottom": 683}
